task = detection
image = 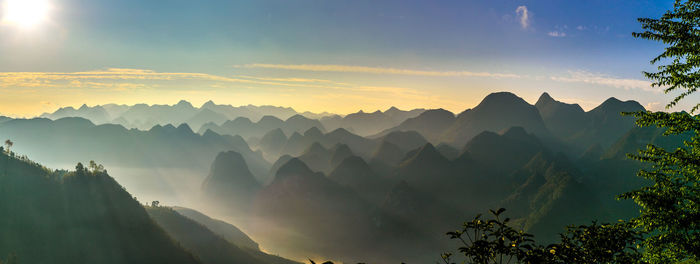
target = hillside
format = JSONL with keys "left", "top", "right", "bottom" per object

{"left": 0, "top": 152, "right": 199, "bottom": 264}
{"left": 146, "top": 206, "right": 299, "bottom": 264}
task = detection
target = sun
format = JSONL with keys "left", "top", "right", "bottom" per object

{"left": 2, "top": 0, "right": 51, "bottom": 28}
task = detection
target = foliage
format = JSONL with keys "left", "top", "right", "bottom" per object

{"left": 441, "top": 208, "right": 539, "bottom": 264}
{"left": 619, "top": 112, "right": 700, "bottom": 263}
{"left": 623, "top": 0, "right": 700, "bottom": 262}
{"left": 440, "top": 209, "right": 644, "bottom": 264}
{"left": 634, "top": 0, "right": 700, "bottom": 112}
{"left": 309, "top": 209, "right": 644, "bottom": 264}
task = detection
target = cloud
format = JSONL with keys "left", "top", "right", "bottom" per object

{"left": 646, "top": 102, "right": 662, "bottom": 111}
{"left": 515, "top": 6, "right": 530, "bottom": 29}
{"left": 547, "top": 31, "right": 566, "bottom": 37}
{"left": 0, "top": 68, "right": 361, "bottom": 90}
{"left": 576, "top": 25, "right": 587, "bottom": 31}
{"left": 550, "top": 70, "right": 658, "bottom": 92}
{"left": 237, "top": 64, "right": 523, "bottom": 79}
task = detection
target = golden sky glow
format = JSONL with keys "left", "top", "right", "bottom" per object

{"left": 0, "top": 66, "right": 668, "bottom": 118}
{"left": 0, "top": 1, "right": 682, "bottom": 118}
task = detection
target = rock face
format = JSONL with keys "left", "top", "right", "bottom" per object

{"left": 202, "top": 151, "right": 261, "bottom": 212}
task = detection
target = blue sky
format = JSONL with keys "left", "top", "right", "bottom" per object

{"left": 0, "top": 0, "right": 684, "bottom": 116}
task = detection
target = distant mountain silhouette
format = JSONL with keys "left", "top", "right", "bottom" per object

{"left": 253, "top": 158, "right": 427, "bottom": 263}
{"left": 266, "top": 154, "right": 294, "bottom": 185}
{"left": 259, "top": 128, "right": 288, "bottom": 159}
{"left": 370, "top": 140, "right": 406, "bottom": 167}
{"left": 329, "top": 143, "right": 354, "bottom": 169}
{"left": 0, "top": 117, "right": 271, "bottom": 201}
{"left": 202, "top": 151, "right": 262, "bottom": 213}
{"left": 376, "top": 109, "right": 455, "bottom": 143}
{"left": 42, "top": 100, "right": 300, "bottom": 131}
{"left": 443, "top": 92, "right": 551, "bottom": 147}
{"left": 435, "top": 143, "right": 460, "bottom": 160}
{"left": 297, "top": 142, "right": 333, "bottom": 173}
{"left": 41, "top": 104, "right": 112, "bottom": 124}
{"left": 286, "top": 115, "right": 326, "bottom": 135}
{"left": 536, "top": 93, "right": 646, "bottom": 152}
{"left": 462, "top": 127, "right": 546, "bottom": 176}
{"left": 320, "top": 107, "right": 425, "bottom": 136}
{"left": 200, "top": 114, "right": 325, "bottom": 142}
{"left": 14, "top": 92, "right": 660, "bottom": 263}
{"left": 377, "top": 130, "right": 429, "bottom": 152}
{"left": 380, "top": 180, "right": 465, "bottom": 243}
{"left": 584, "top": 97, "right": 645, "bottom": 147}
{"left": 186, "top": 108, "right": 229, "bottom": 131}
{"left": 535, "top": 92, "right": 588, "bottom": 139}
{"left": 328, "top": 155, "right": 387, "bottom": 203}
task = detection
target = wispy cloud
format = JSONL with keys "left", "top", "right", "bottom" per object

{"left": 0, "top": 68, "right": 360, "bottom": 91}
{"left": 550, "top": 70, "right": 657, "bottom": 92}
{"left": 547, "top": 31, "right": 566, "bottom": 37}
{"left": 515, "top": 6, "right": 530, "bottom": 29}
{"left": 238, "top": 64, "right": 523, "bottom": 79}
{"left": 239, "top": 63, "right": 659, "bottom": 93}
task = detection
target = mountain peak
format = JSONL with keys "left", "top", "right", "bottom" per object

{"left": 402, "top": 143, "right": 447, "bottom": 166}
{"left": 79, "top": 104, "right": 90, "bottom": 110}
{"left": 175, "top": 100, "right": 194, "bottom": 108}
{"left": 209, "top": 151, "right": 251, "bottom": 177}
{"left": 535, "top": 92, "right": 555, "bottom": 106}
{"left": 258, "top": 115, "right": 283, "bottom": 124}
{"left": 330, "top": 144, "right": 354, "bottom": 168}
{"left": 477, "top": 92, "right": 528, "bottom": 108}
{"left": 201, "top": 100, "right": 216, "bottom": 108}
{"left": 286, "top": 114, "right": 309, "bottom": 122}
{"left": 304, "top": 126, "right": 323, "bottom": 137}
{"left": 385, "top": 106, "right": 400, "bottom": 113}
{"left": 304, "top": 142, "right": 328, "bottom": 155}
{"left": 371, "top": 140, "right": 405, "bottom": 165}
{"left": 275, "top": 158, "right": 314, "bottom": 179}
{"left": 420, "top": 108, "right": 455, "bottom": 119}
{"left": 202, "top": 151, "right": 260, "bottom": 208}
{"left": 176, "top": 123, "right": 194, "bottom": 134}
{"left": 592, "top": 97, "right": 645, "bottom": 113}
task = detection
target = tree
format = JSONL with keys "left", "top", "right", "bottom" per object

{"left": 75, "top": 162, "right": 85, "bottom": 174}
{"left": 440, "top": 209, "right": 643, "bottom": 264}
{"left": 4, "top": 139, "right": 12, "bottom": 154}
{"left": 620, "top": 1, "right": 700, "bottom": 262}
{"left": 88, "top": 160, "right": 105, "bottom": 173}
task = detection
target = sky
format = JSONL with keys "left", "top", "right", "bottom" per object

{"left": 0, "top": 0, "right": 689, "bottom": 117}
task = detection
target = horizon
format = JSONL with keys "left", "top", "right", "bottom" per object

{"left": 5, "top": 91, "right": 644, "bottom": 119}
{"left": 0, "top": 0, "right": 694, "bottom": 117}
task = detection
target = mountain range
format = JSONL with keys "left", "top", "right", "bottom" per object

{"left": 1, "top": 91, "right": 669, "bottom": 263}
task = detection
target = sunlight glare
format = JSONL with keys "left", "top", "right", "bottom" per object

{"left": 2, "top": 0, "right": 51, "bottom": 29}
